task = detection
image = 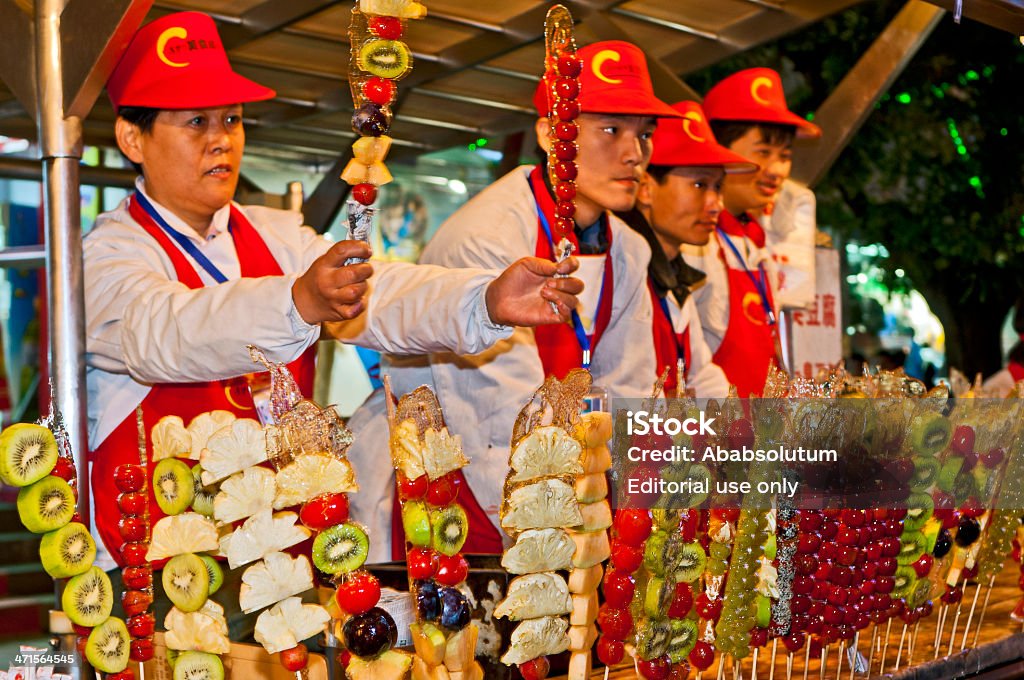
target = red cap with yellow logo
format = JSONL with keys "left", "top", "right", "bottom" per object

{"left": 533, "top": 41, "right": 681, "bottom": 119}
{"left": 650, "top": 101, "right": 757, "bottom": 173}
{"left": 702, "top": 67, "right": 820, "bottom": 138}
{"left": 107, "top": 11, "right": 275, "bottom": 111}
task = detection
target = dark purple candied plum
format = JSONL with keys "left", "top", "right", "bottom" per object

{"left": 439, "top": 586, "right": 471, "bottom": 631}
{"left": 954, "top": 516, "right": 981, "bottom": 547}
{"left": 342, "top": 607, "right": 397, "bottom": 658}
{"left": 415, "top": 579, "right": 440, "bottom": 621}
{"left": 351, "top": 103, "right": 391, "bottom": 137}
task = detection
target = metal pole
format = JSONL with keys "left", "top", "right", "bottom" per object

{"left": 36, "top": 0, "right": 89, "bottom": 523}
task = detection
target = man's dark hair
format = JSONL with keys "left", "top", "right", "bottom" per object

{"left": 710, "top": 120, "right": 796, "bottom": 150}
{"left": 646, "top": 164, "right": 673, "bottom": 183}
{"left": 117, "top": 106, "right": 160, "bottom": 173}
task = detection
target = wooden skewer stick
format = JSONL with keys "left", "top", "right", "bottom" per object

{"left": 835, "top": 641, "right": 845, "bottom": 680}
{"left": 894, "top": 623, "right": 908, "bottom": 671}
{"left": 879, "top": 618, "right": 893, "bottom": 675}
{"left": 696, "top": 673, "right": 703, "bottom": 680}
{"left": 960, "top": 582, "right": 984, "bottom": 652}
{"left": 734, "top": 657, "right": 742, "bottom": 680}
{"left": 933, "top": 604, "right": 948, "bottom": 660}
{"left": 718, "top": 656, "right": 727, "bottom": 680}
{"left": 947, "top": 589, "right": 966, "bottom": 657}
{"left": 818, "top": 645, "right": 826, "bottom": 680}
{"left": 909, "top": 620, "right": 921, "bottom": 666}
{"left": 802, "top": 641, "right": 812, "bottom": 680}
{"left": 786, "top": 652, "right": 794, "bottom": 680}
{"left": 868, "top": 625, "right": 878, "bottom": 675}
{"left": 972, "top": 575, "right": 997, "bottom": 648}
{"left": 752, "top": 647, "right": 759, "bottom": 680}
{"left": 604, "top": 667, "right": 610, "bottom": 680}
{"left": 849, "top": 632, "right": 859, "bottom": 680}
{"left": 769, "top": 639, "right": 779, "bottom": 680}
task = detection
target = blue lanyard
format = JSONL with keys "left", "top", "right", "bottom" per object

{"left": 716, "top": 227, "right": 777, "bottom": 326}
{"left": 657, "top": 294, "right": 687, "bottom": 357}
{"left": 533, "top": 197, "right": 608, "bottom": 370}
{"left": 134, "top": 192, "right": 230, "bottom": 284}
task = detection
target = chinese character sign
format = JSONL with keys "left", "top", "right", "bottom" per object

{"left": 790, "top": 248, "right": 842, "bottom": 379}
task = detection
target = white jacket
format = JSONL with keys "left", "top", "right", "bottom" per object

{"left": 84, "top": 188, "right": 511, "bottom": 450}
{"left": 681, "top": 223, "right": 779, "bottom": 356}
{"left": 346, "top": 166, "right": 656, "bottom": 562}
{"left": 663, "top": 291, "right": 730, "bottom": 399}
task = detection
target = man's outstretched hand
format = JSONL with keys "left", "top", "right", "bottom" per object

{"left": 485, "top": 256, "right": 583, "bottom": 327}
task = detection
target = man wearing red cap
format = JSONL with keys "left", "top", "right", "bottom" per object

{"left": 346, "top": 40, "right": 680, "bottom": 562}
{"left": 683, "top": 68, "right": 820, "bottom": 397}
{"left": 84, "top": 11, "right": 583, "bottom": 570}
{"left": 617, "top": 101, "right": 756, "bottom": 398}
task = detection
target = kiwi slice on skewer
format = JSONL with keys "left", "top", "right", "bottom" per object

{"left": 908, "top": 412, "right": 951, "bottom": 456}
{"left": 634, "top": 616, "right": 671, "bottom": 661}
{"left": 163, "top": 553, "right": 210, "bottom": 612}
{"left": 673, "top": 541, "right": 707, "bottom": 583}
{"left": 0, "top": 423, "right": 58, "bottom": 487}
{"left": 430, "top": 505, "right": 469, "bottom": 556}
{"left": 358, "top": 40, "right": 412, "bottom": 79}
{"left": 40, "top": 521, "right": 95, "bottom": 578}
{"left": 152, "top": 458, "right": 194, "bottom": 516}
{"left": 190, "top": 465, "right": 216, "bottom": 517}
{"left": 313, "top": 522, "right": 369, "bottom": 574}
{"left": 85, "top": 617, "right": 130, "bottom": 674}
{"left": 903, "top": 492, "right": 934, "bottom": 531}
{"left": 667, "top": 618, "right": 699, "bottom": 663}
{"left": 643, "top": 576, "right": 674, "bottom": 618}
{"left": 62, "top": 566, "right": 113, "bottom": 627}
{"left": 891, "top": 565, "right": 917, "bottom": 600}
{"left": 897, "top": 530, "right": 927, "bottom": 565}
{"left": 173, "top": 651, "right": 224, "bottom": 680}
{"left": 17, "top": 475, "right": 75, "bottom": 533}
{"left": 911, "top": 457, "right": 940, "bottom": 490}
{"left": 199, "top": 555, "right": 224, "bottom": 595}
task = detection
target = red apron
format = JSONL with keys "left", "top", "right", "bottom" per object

{"left": 528, "top": 167, "right": 615, "bottom": 379}
{"left": 1009, "top": 362, "right": 1024, "bottom": 383}
{"left": 89, "top": 197, "right": 316, "bottom": 564}
{"left": 710, "top": 212, "right": 779, "bottom": 398}
{"left": 649, "top": 281, "right": 692, "bottom": 398}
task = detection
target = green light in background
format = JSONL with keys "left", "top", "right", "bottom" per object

{"left": 1001, "top": 128, "right": 1009, "bottom": 136}
{"left": 931, "top": 86, "right": 945, "bottom": 99}
{"left": 896, "top": 92, "right": 912, "bottom": 104}
{"left": 965, "top": 70, "right": 979, "bottom": 81}
{"left": 806, "top": 112, "right": 815, "bottom": 121}
{"left": 957, "top": 144, "right": 968, "bottom": 155}
{"left": 467, "top": 143, "right": 477, "bottom": 151}
{"left": 982, "top": 66, "right": 994, "bottom": 77}
{"left": 969, "top": 176, "right": 982, "bottom": 188}
{"left": 476, "top": 138, "right": 488, "bottom": 147}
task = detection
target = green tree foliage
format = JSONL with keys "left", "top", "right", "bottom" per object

{"left": 689, "top": 1, "right": 1024, "bottom": 377}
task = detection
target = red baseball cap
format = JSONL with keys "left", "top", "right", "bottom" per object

{"left": 107, "top": 11, "right": 275, "bottom": 111}
{"left": 702, "top": 67, "right": 820, "bottom": 139}
{"left": 533, "top": 41, "right": 681, "bottom": 119}
{"left": 650, "top": 101, "right": 757, "bottom": 174}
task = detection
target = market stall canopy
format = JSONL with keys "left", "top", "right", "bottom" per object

{"left": 0, "top": 0, "right": 882, "bottom": 169}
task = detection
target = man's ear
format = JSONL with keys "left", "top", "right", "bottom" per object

{"left": 534, "top": 117, "right": 554, "bottom": 154}
{"left": 115, "top": 117, "right": 145, "bottom": 166}
{"left": 635, "top": 171, "right": 656, "bottom": 210}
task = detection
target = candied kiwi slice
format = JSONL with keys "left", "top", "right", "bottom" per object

{"left": 0, "top": 423, "right": 58, "bottom": 487}
{"left": 173, "top": 651, "right": 224, "bottom": 680}
{"left": 430, "top": 504, "right": 469, "bottom": 556}
{"left": 85, "top": 616, "right": 130, "bottom": 674}
{"left": 903, "top": 492, "right": 934, "bottom": 531}
{"left": 909, "top": 412, "right": 951, "bottom": 456}
{"left": 152, "top": 458, "right": 194, "bottom": 516}
{"left": 162, "top": 553, "right": 210, "bottom": 612}
{"left": 912, "top": 458, "right": 940, "bottom": 490}
{"left": 936, "top": 458, "right": 962, "bottom": 493}
{"left": 891, "top": 566, "right": 918, "bottom": 600}
{"left": 634, "top": 616, "right": 671, "bottom": 661}
{"left": 643, "top": 576, "right": 674, "bottom": 617}
{"left": 673, "top": 541, "right": 707, "bottom": 583}
{"left": 40, "top": 521, "right": 95, "bottom": 579}
{"left": 313, "top": 522, "right": 369, "bottom": 574}
{"left": 62, "top": 566, "right": 113, "bottom": 627}
{"left": 190, "top": 465, "right": 216, "bottom": 517}
{"left": 358, "top": 39, "right": 411, "bottom": 79}
{"left": 17, "top": 475, "right": 75, "bottom": 533}
{"left": 200, "top": 555, "right": 224, "bottom": 595}
{"left": 668, "top": 618, "right": 699, "bottom": 663}
{"left": 897, "top": 530, "right": 927, "bottom": 565}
